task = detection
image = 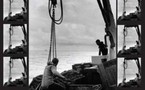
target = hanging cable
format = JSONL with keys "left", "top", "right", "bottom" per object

{"left": 123, "top": 26, "right": 128, "bottom": 49}
{"left": 123, "top": 0, "right": 128, "bottom": 14}
{"left": 48, "top": 9, "right": 57, "bottom": 62}
{"left": 8, "top": 58, "right": 14, "bottom": 81}
{"left": 48, "top": 0, "right": 63, "bottom": 61}
{"left": 8, "top": 26, "right": 14, "bottom": 49}
{"left": 48, "top": 0, "right": 63, "bottom": 24}
{"left": 123, "top": 58, "right": 128, "bottom": 81}
{"left": 9, "top": 0, "right": 14, "bottom": 15}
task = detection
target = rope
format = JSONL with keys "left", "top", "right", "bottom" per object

{"left": 8, "top": 58, "right": 14, "bottom": 81}
{"left": 9, "top": 0, "right": 14, "bottom": 15}
{"left": 48, "top": 0, "right": 63, "bottom": 25}
{"left": 48, "top": 0, "right": 63, "bottom": 61}
{"left": 123, "top": 0, "right": 128, "bottom": 14}
{"left": 8, "top": 26, "right": 14, "bottom": 48}
{"left": 48, "top": 9, "right": 57, "bottom": 62}
{"left": 123, "top": 26, "right": 128, "bottom": 49}
{"left": 123, "top": 59, "right": 128, "bottom": 80}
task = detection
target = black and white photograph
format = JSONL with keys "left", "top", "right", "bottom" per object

{"left": 3, "top": 24, "right": 27, "bottom": 56}
{"left": 117, "top": 25, "right": 141, "bottom": 57}
{"left": 117, "top": 58, "right": 141, "bottom": 87}
{"left": 3, "top": 0, "right": 28, "bottom": 23}
{"left": 29, "top": 0, "right": 116, "bottom": 90}
{"left": 1, "top": 0, "right": 145, "bottom": 90}
{"left": 117, "top": 25, "right": 141, "bottom": 87}
{"left": 3, "top": 57, "right": 28, "bottom": 87}
{"left": 117, "top": 0, "right": 141, "bottom": 22}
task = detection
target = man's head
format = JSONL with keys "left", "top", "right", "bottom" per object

{"left": 52, "top": 58, "right": 59, "bottom": 66}
{"left": 96, "top": 39, "right": 100, "bottom": 45}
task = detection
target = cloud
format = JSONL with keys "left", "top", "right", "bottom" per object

{"left": 29, "top": 0, "right": 116, "bottom": 50}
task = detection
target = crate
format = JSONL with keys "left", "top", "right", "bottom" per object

{"left": 97, "top": 59, "right": 117, "bottom": 89}
{"left": 72, "top": 64, "right": 83, "bottom": 71}
{"left": 83, "top": 63, "right": 93, "bottom": 69}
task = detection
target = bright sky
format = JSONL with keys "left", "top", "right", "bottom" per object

{"left": 3, "top": 0, "right": 140, "bottom": 51}
{"left": 118, "top": 0, "right": 139, "bottom": 17}
{"left": 3, "top": 0, "right": 142, "bottom": 85}
{"left": 29, "top": 0, "right": 116, "bottom": 51}
{"left": 3, "top": 0, "right": 116, "bottom": 51}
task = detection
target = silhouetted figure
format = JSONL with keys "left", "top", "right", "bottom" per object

{"left": 96, "top": 39, "right": 108, "bottom": 62}
{"left": 96, "top": 39, "right": 108, "bottom": 55}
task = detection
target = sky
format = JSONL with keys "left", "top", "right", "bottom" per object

{"left": 118, "top": 0, "right": 139, "bottom": 17}
{"left": 117, "top": 58, "right": 141, "bottom": 84}
{"left": 3, "top": 0, "right": 140, "bottom": 53}
{"left": 3, "top": 0, "right": 142, "bottom": 85}
{"left": 3, "top": 24, "right": 27, "bottom": 50}
{"left": 3, "top": 0, "right": 140, "bottom": 51}
{"left": 29, "top": 0, "right": 116, "bottom": 51}
{"left": 3, "top": 57, "right": 27, "bottom": 84}
{"left": 118, "top": 25, "right": 141, "bottom": 51}
{"left": 3, "top": 0, "right": 24, "bottom": 18}
{"left": 3, "top": 0, "right": 116, "bottom": 51}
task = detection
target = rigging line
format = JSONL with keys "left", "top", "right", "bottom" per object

{"left": 48, "top": 0, "right": 63, "bottom": 62}
{"left": 53, "top": 24, "right": 57, "bottom": 58}
{"left": 123, "top": 0, "right": 128, "bottom": 14}
{"left": 52, "top": 26, "right": 55, "bottom": 59}
{"left": 54, "top": 24, "right": 57, "bottom": 58}
{"left": 48, "top": 0, "right": 63, "bottom": 24}
{"left": 48, "top": 17, "right": 54, "bottom": 61}
{"left": 9, "top": 58, "right": 14, "bottom": 80}
{"left": 48, "top": 25, "right": 53, "bottom": 61}
{"left": 51, "top": 22, "right": 54, "bottom": 59}
{"left": 123, "top": 59, "right": 128, "bottom": 80}
{"left": 52, "top": 9, "right": 57, "bottom": 58}
{"left": 123, "top": 27, "right": 128, "bottom": 48}
{"left": 9, "top": 26, "right": 14, "bottom": 47}
{"left": 9, "top": 0, "right": 14, "bottom": 16}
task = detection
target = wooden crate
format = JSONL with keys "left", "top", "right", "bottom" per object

{"left": 97, "top": 59, "right": 117, "bottom": 89}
